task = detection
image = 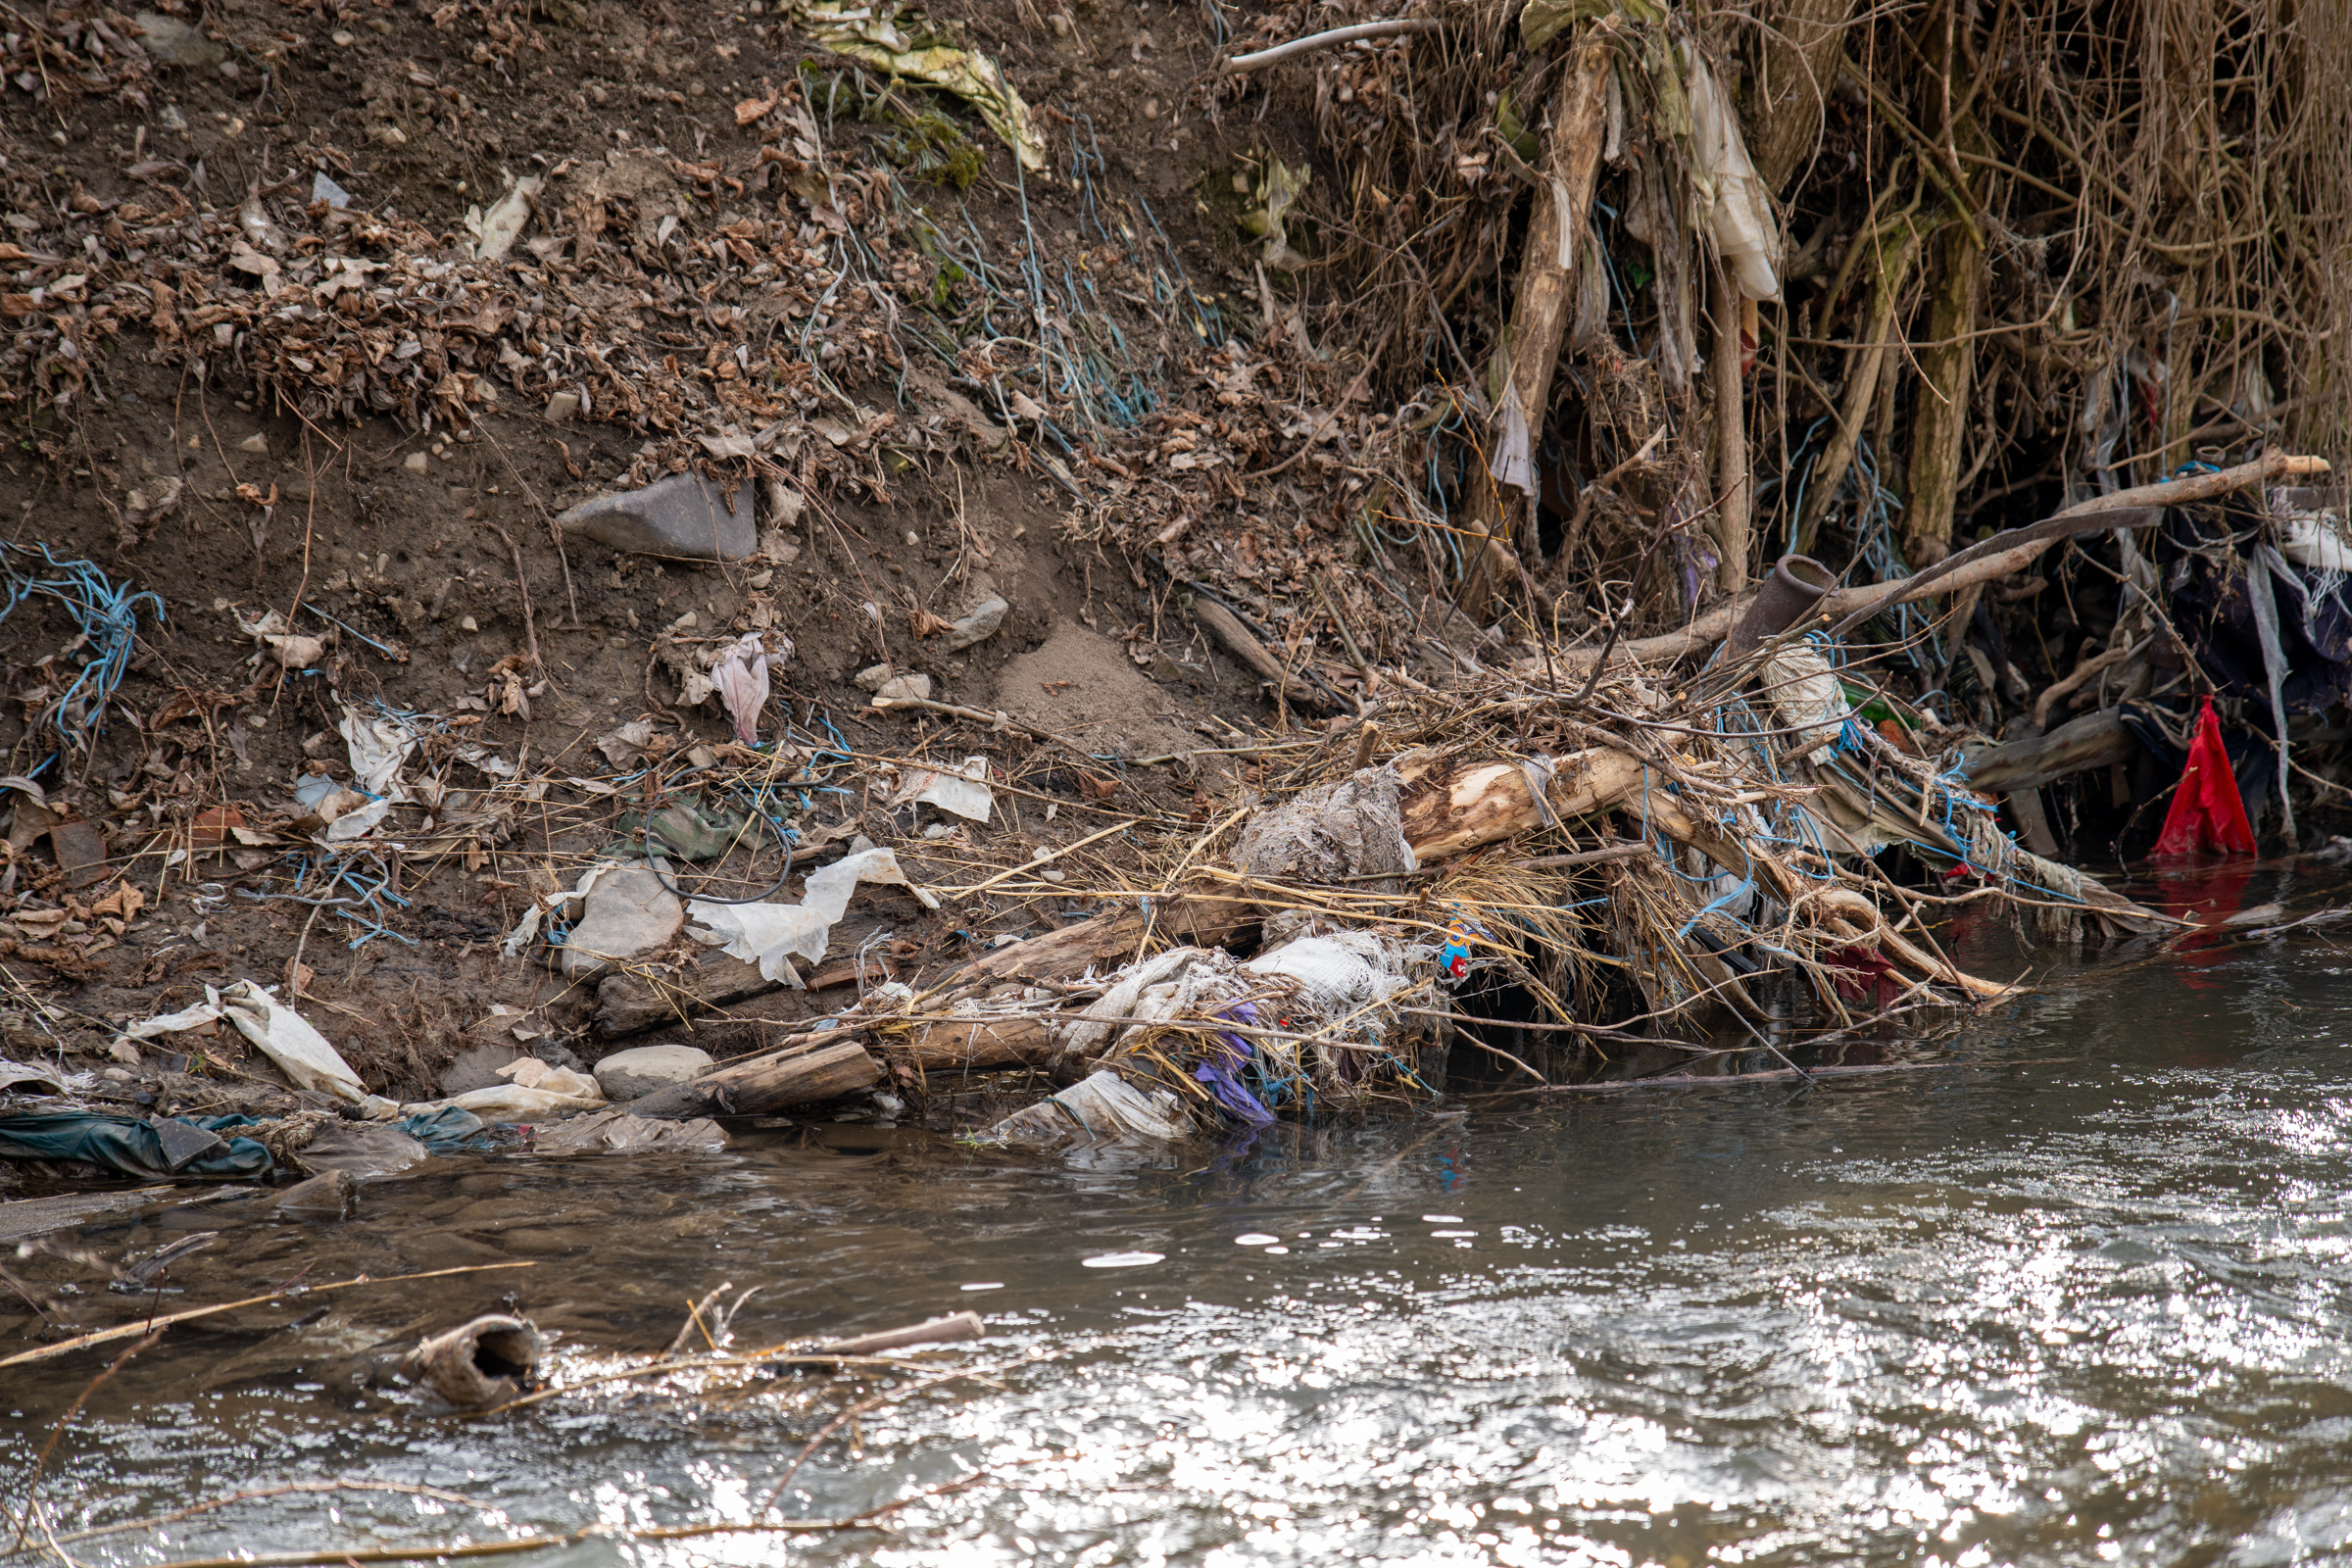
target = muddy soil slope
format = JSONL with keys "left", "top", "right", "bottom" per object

{"left": 0, "top": 0, "right": 1309, "bottom": 1118}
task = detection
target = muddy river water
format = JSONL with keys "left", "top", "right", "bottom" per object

{"left": 7, "top": 865, "right": 2352, "bottom": 1566}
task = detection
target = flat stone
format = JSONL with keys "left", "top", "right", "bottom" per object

{"left": 557, "top": 471, "right": 756, "bottom": 562}
{"left": 134, "top": 11, "right": 228, "bottom": 67}
{"left": 873, "top": 672, "right": 933, "bottom": 703}
{"left": 440, "top": 1037, "right": 525, "bottom": 1096}
{"left": 592, "top": 1043, "right": 713, "bottom": 1100}
{"left": 943, "top": 595, "right": 1009, "bottom": 652}
{"left": 49, "top": 819, "right": 110, "bottom": 888}
{"left": 854, "top": 662, "right": 896, "bottom": 693}
{"left": 562, "top": 866, "right": 684, "bottom": 980}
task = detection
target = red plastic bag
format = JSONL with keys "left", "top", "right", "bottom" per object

{"left": 2152, "top": 695, "right": 2257, "bottom": 858}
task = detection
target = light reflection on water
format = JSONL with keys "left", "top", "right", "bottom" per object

{"left": 5, "top": 872, "right": 2352, "bottom": 1564}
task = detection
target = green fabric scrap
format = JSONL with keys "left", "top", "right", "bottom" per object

{"left": 1494, "top": 87, "right": 1542, "bottom": 164}
{"left": 792, "top": 1, "right": 1045, "bottom": 172}
{"left": 1521, "top": 0, "right": 1660, "bottom": 50}
{"left": 1237, "top": 154, "right": 1312, "bottom": 270}
{"left": 615, "top": 800, "right": 758, "bottom": 862}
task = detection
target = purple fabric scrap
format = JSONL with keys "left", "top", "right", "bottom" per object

{"left": 1195, "top": 1000, "right": 1274, "bottom": 1125}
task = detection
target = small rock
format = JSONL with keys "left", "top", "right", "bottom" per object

{"left": 311, "top": 171, "right": 351, "bottom": 209}
{"left": 874, "top": 672, "right": 934, "bottom": 703}
{"left": 48, "top": 819, "right": 110, "bottom": 889}
{"left": 556, "top": 471, "right": 756, "bottom": 563}
{"left": 562, "top": 865, "right": 684, "bottom": 979}
{"left": 134, "top": 11, "right": 227, "bottom": 67}
{"left": 274, "top": 1168, "right": 357, "bottom": 1220}
{"left": 404, "top": 451, "right": 428, "bottom": 473}
{"left": 854, "top": 662, "right": 896, "bottom": 694}
{"left": 545, "top": 390, "right": 580, "bottom": 421}
{"left": 330, "top": 28, "right": 356, "bottom": 44}
{"left": 108, "top": 1039, "right": 141, "bottom": 1065}
{"left": 592, "top": 1043, "right": 714, "bottom": 1101}
{"left": 943, "top": 596, "right": 1010, "bottom": 653}
{"left": 236, "top": 431, "right": 268, "bottom": 454}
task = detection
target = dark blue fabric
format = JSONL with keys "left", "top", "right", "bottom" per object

{"left": 2119, "top": 697, "right": 2277, "bottom": 811}
{"left": 0, "top": 1112, "right": 272, "bottom": 1180}
{"left": 396, "top": 1105, "right": 497, "bottom": 1152}
{"left": 2163, "top": 503, "right": 2352, "bottom": 715}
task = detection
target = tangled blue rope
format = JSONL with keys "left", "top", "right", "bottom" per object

{"left": 0, "top": 544, "right": 164, "bottom": 778}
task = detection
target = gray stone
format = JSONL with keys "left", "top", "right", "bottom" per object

{"left": 592, "top": 1043, "right": 713, "bottom": 1101}
{"left": 557, "top": 471, "right": 756, "bottom": 562}
{"left": 562, "top": 867, "right": 683, "bottom": 980}
{"left": 873, "top": 672, "right": 934, "bottom": 703}
{"left": 854, "top": 662, "right": 896, "bottom": 693}
{"left": 134, "top": 11, "right": 228, "bottom": 67}
{"left": 440, "top": 1037, "right": 525, "bottom": 1097}
{"left": 943, "top": 595, "right": 1009, "bottom": 652}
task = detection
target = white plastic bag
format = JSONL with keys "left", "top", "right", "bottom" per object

{"left": 1244, "top": 931, "right": 1414, "bottom": 1014}
{"left": 1762, "top": 641, "right": 1847, "bottom": 764}
{"left": 990, "top": 1069, "right": 1195, "bottom": 1145}
{"left": 123, "top": 981, "right": 373, "bottom": 1106}
{"left": 1686, "top": 47, "right": 1781, "bottom": 300}
{"left": 410, "top": 1083, "right": 608, "bottom": 1121}
{"left": 686, "top": 846, "right": 940, "bottom": 983}
{"left": 893, "top": 755, "right": 994, "bottom": 823}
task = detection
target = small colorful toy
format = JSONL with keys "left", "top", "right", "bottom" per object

{"left": 1438, "top": 920, "right": 1477, "bottom": 981}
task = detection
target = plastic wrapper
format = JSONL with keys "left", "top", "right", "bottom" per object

{"left": 989, "top": 1069, "right": 1196, "bottom": 1145}
{"left": 686, "top": 846, "right": 940, "bottom": 983}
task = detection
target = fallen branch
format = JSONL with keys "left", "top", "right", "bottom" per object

{"left": 1961, "top": 706, "right": 2135, "bottom": 794}
{"left": 1221, "top": 17, "right": 1446, "bottom": 74}
{"left": 0, "top": 1262, "right": 536, "bottom": 1369}
{"left": 1553, "top": 451, "right": 2329, "bottom": 670}
{"left": 2033, "top": 640, "right": 2141, "bottom": 730}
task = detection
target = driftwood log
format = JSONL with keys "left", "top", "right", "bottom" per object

{"left": 1190, "top": 597, "right": 1336, "bottom": 711}
{"left": 629, "top": 1036, "right": 881, "bottom": 1119}
{"left": 881, "top": 1013, "right": 1060, "bottom": 1074}
{"left": 942, "top": 895, "right": 1249, "bottom": 988}
{"left": 1962, "top": 708, "right": 2135, "bottom": 795}
{"left": 594, "top": 952, "right": 775, "bottom": 1038}
{"left": 592, "top": 951, "right": 894, "bottom": 1039}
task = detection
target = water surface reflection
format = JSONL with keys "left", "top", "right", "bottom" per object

{"left": 7, "top": 867, "right": 2352, "bottom": 1565}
